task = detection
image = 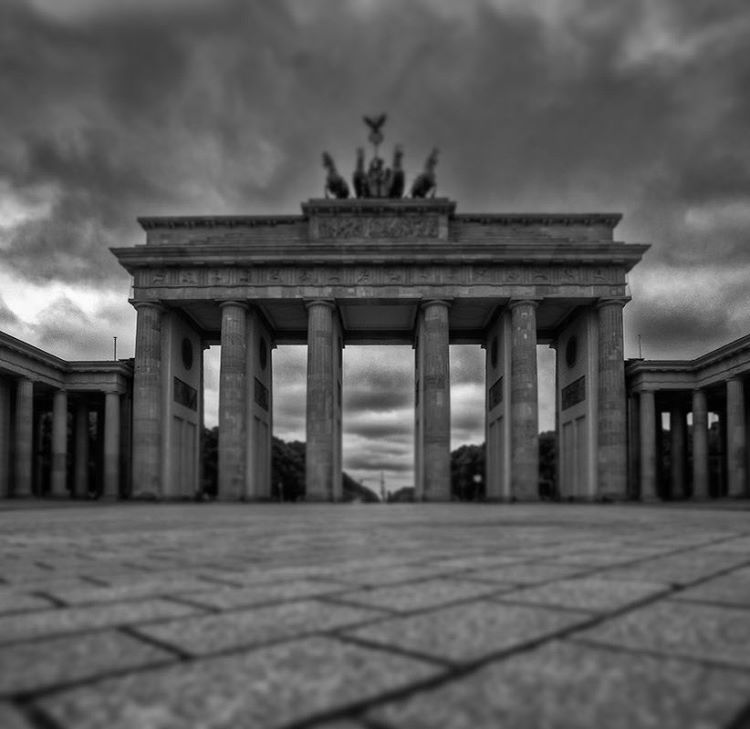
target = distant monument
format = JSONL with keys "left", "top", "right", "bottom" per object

{"left": 322, "top": 115, "right": 437, "bottom": 200}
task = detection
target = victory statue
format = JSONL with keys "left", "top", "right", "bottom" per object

{"left": 321, "top": 116, "right": 437, "bottom": 200}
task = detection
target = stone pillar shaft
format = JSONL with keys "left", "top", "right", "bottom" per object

{"left": 305, "top": 301, "right": 339, "bottom": 501}
{"left": 639, "top": 390, "right": 657, "bottom": 500}
{"left": 103, "top": 392, "right": 121, "bottom": 498}
{"left": 670, "top": 406, "right": 686, "bottom": 499}
{"left": 0, "top": 380, "right": 10, "bottom": 497}
{"left": 218, "top": 302, "right": 248, "bottom": 500}
{"left": 51, "top": 390, "right": 68, "bottom": 496}
{"left": 510, "top": 300, "right": 539, "bottom": 500}
{"left": 597, "top": 299, "right": 628, "bottom": 499}
{"left": 418, "top": 300, "right": 451, "bottom": 501}
{"left": 727, "top": 377, "right": 747, "bottom": 497}
{"left": 74, "top": 402, "right": 89, "bottom": 497}
{"left": 15, "top": 379, "right": 34, "bottom": 496}
{"left": 132, "top": 303, "right": 163, "bottom": 497}
{"left": 692, "top": 389, "right": 709, "bottom": 499}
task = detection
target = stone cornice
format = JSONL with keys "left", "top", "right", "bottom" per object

{"left": 138, "top": 215, "right": 304, "bottom": 231}
{"left": 302, "top": 197, "right": 456, "bottom": 216}
{"left": 112, "top": 242, "right": 648, "bottom": 273}
{"left": 455, "top": 213, "right": 622, "bottom": 227}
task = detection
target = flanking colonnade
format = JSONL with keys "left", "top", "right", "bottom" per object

{"left": 0, "top": 331, "right": 131, "bottom": 498}
{"left": 627, "top": 335, "right": 750, "bottom": 500}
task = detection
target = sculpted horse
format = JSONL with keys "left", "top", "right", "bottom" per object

{"left": 322, "top": 152, "right": 350, "bottom": 199}
{"left": 410, "top": 147, "right": 438, "bottom": 199}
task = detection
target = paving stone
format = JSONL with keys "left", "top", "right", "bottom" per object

{"left": 462, "top": 562, "right": 590, "bottom": 585}
{"left": 0, "top": 630, "right": 176, "bottom": 695}
{"left": 672, "top": 567, "right": 750, "bottom": 608}
{"left": 576, "top": 600, "right": 750, "bottom": 668}
{"left": 344, "top": 600, "right": 591, "bottom": 664}
{"left": 596, "top": 553, "right": 747, "bottom": 586}
{"left": 0, "top": 592, "right": 56, "bottom": 615}
{"left": 333, "top": 577, "right": 511, "bottom": 613}
{"left": 38, "top": 636, "right": 441, "bottom": 729}
{"left": 0, "top": 703, "right": 34, "bottom": 729}
{"left": 0, "top": 599, "right": 202, "bottom": 645}
{"left": 179, "top": 579, "right": 350, "bottom": 610}
{"left": 133, "top": 599, "right": 387, "bottom": 656}
{"left": 429, "top": 554, "right": 528, "bottom": 570}
{"left": 367, "top": 640, "right": 750, "bottom": 729}
{"left": 493, "top": 577, "right": 668, "bottom": 612}
{"left": 331, "top": 564, "right": 457, "bottom": 587}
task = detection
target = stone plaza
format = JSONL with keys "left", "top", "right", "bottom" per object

{"left": 0, "top": 501, "right": 749, "bottom": 728}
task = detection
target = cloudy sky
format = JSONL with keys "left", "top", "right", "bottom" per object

{"left": 1, "top": 0, "right": 749, "bottom": 491}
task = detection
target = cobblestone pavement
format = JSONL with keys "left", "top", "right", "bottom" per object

{"left": 1, "top": 502, "right": 750, "bottom": 728}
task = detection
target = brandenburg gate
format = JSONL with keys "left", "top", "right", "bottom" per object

{"left": 112, "top": 124, "right": 647, "bottom": 502}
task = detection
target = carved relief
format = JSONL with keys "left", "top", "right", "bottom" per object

{"left": 561, "top": 376, "right": 586, "bottom": 411}
{"left": 489, "top": 377, "right": 503, "bottom": 410}
{"left": 317, "top": 215, "right": 439, "bottom": 239}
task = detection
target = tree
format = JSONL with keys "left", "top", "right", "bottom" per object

{"left": 450, "top": 443, "right": 485, "bottom": 501}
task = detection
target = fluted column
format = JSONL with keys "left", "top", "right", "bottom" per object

{"left": 14, "top": 379, "right": 33, "bottom": 496}
{"left": 74, "top": 402, "right": 89, "bottom": 497}
{"left": 132, "top": 302, "right": 164, "bottom": 497}
{"left": 510, "top": 300, "right": 539, "bottom": 500}
{"left": 692, "top": 389, "right": 709, "bottom": 499}
{"left": 670, "top": 405, "right": 686, "bottom": 499}
{"left": 305, "top": 300, "right": 339, "bottom": 501}
{"left": 0, "top": 380, "right": 10, "bottom": 497}
{"left": 218, "top": 301, "right": 248, "bottom": 501}
{"left": 639, "top": 389, "right": 657, "bottom": 500}
{"left": 727, "top": 377, "right": 747, "bottom": 497}
{"left": 103, "top": 391, "right": 121, "bottom": 498}
{"left": 416, "top": 300, "right": 451, "bottom": 501}
{"left": 597, "top": 298, "right": 628, "bottom": 500}
{"left": 50, "top": 389, "right": 68, "bottom": 496}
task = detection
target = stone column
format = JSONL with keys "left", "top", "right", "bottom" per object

{"left": 691, "top": 389, "right": 709, "bottom": 500}
{"left": 50, "top": 389, "right": 68, "bottom": 496}
{"left": 639, "top": 389, "right": 657, "bottom": 500}
{"left": 132, "top": 302, "right": 164, "bottom": 498}
{"left": 0, "top": 379, "right": 10, "bottom": 497}
{"left": 727, "top": 377, "right": 747, "bottom": 497}
{"left": 74, "top": 402, "right": 89, "bottom": 497}
{"left": 418, "top": 300, "right": 451, "bottom": 501}
{"left": 103, "top": 391, "right": 121, "bottom": 498}
{"left": 597, "top": 298, "right": 628, "bottom": 500}
{"left": 305, "top": 300, "right": 338, "bottom": 501}
{"left": 670, "top": 405, "right": 686, "bottom": 499}
{"left": 510, "top": 300, "right": 539, "bottom": 500}
{"left": 15, "top": 379, "right": 34, "bottom": 496}
{"left": 218, "top": 301, "right": 248, "bottom": 501}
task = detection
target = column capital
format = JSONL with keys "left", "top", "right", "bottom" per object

{"left": 419, "top": 298, "right": 453, "bottom": 311}
{"left": 130, "top": 300, "right": 165, "bottom": 313}
{"left": 595, "top": 296, "right": 630, "bottom": 310}
{"left": 219, "top": 300, "right": 249, "bottom": 311}
{"left": 304, "top": 298, "right": 337, "bottom": 311}
{"left": 508, "top": 298, "right": 541, "bottom": 310}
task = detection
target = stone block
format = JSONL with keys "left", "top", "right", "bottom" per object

{"left": 0, "top": 592, "right": 56, "bottom": 616}
{"left": 0, "top": 704, "right": 34, "bottom": 729}
{"left": 333, "top": 578, "right": 511, "bottom": 613}
{"left": 463, "top": 562, "right": 589, "bottom": 585}
{"left": 367, "top": 640, "right": 750, "bottom": 729}
{"left": 0, "top": 599, "right": 202, "bottom": 646}
{"left": 344, "top": 600, "right": 590, "bottom": 664}
{"left": 177, "top": 579, "right": 351, "bottom": 610}
{"left": 493, "top": 577, "right": 668, "bottom": 612}
{"left": 133, "top": 599, "right": 387, "bottom": 656}
{"left": 38, "top": 636, "right": 441, "bottom": 729}
{"left": 0, "top": 630, "right": 174, "bottom": 695}
{"left": 577, "top": 600, "right": 750, "bottom": 668}
{"left": 672, "top": 567, "right": 750, "bottom": 608}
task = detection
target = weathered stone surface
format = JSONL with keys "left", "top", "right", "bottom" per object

{"left": 367, "top": 640, "right": 750, "bottom": 729}
{"left": 493, "top": 577, "right": 668, "bottom": 612}
{"left": 577, "top": 600, "right": 750, "bottom": 668}
{"left": 0, "top": 592, "right": 56, "bottom": 615}
{"left": 0, "top": 630, "right": 174, "bottom": 695}
{"left": 174, "top": 579, "right": 351, "bottom": 610}
{"left": 0, "top": 599, "right": 201, "bottom": 645}
{"left": 133, "top": 599, "right": 387, "bottom": 656}
{"left": 344, "top": 600, "right": 590, "bottom": 663}
{"left": 38, "top": 636, "right": 441, "bottom": 729}
{"left": 464, "top": 562, "right": 589, "bottom": 585}
{"left": 672, "top": 567, "right": 750, "bottom": 608}
{"left": 597, "top": 552, "right": 747, "bottom": 586}
{"left": 0, "top": 704, "right": 34, "bottom": 729}
{"left": 334, "top": 577, "right": 510, "bottom": 613}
